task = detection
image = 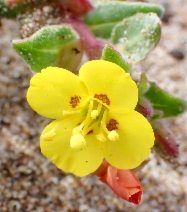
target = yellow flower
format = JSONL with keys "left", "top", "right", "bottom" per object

{"left": 27, "top": 60, "right": 154, "bottom": 177}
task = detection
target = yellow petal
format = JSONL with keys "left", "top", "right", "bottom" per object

{"left": 104, "top": 110, "right": 154, "bottom": 169}
{"left": 79, "top": 60, "right": 138, "bottom": 110}
{"left": 27, "top": 67, "right": 89, "bottom": 119}
{"left": 40, "top": 113, "right": 104, "bottom": 177}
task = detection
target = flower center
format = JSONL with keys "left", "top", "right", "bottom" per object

{"left": 69, "top": 98, "right": 119, "bottom": 150}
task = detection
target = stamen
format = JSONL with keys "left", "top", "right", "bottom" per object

{"left": 70, "top": 133, "right": 86, "bottom": 150}
{"left": 99, "top": 110, "right": 119, "bottom": 141}
{"left": 84, "top": 121, "right": 98, "bottom": 136}
{"left": 91, "top": 110, "right": 99, "bottom": 119}
{"left": 96, "top": 109, "right": 108, "bottom": 142}
{"left": 108, "top": 130, "right": 119, "bottom": 141}
{"left": 102, "top": 110, "right": 109, "bottom": 135}
{"left": 70, "top": 100, "right": 94, "bottom": 148}
{"left": 96, "top": 133, "right": 106, "bottom": 142}
{"left": 91, "top": 103, "right": 102, "bottom": 119}
{"left": 42, "top": 129, "right": 56, "bottom": 141}
{"left": 81, "top": 100, "right": 94, "bottom": 135}
{"left": 82, "top": 100, "right": 93, "bottom": 125}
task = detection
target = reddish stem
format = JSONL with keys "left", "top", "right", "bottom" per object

{"left": 63, "top": 16, "right": 105, "bottom": 60}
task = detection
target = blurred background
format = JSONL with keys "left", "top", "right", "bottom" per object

{"left": 0, "top": 0, "right": 187, "bottom": 211}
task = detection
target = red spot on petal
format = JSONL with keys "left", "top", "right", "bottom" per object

{"left": 70, "top": 95, "right": 81, "bottom": 108}
{"left": 87, "top": 130, "right": 93, "bottom": 135}
{"left": 94, "top": 94, "right": 110, "bottom": 105}
{"left": 106, "top": 119, "right": 118, "bottom": 131}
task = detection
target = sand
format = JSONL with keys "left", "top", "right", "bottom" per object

{"left": 0, "top": 0, "right": 187, "bottom": 211}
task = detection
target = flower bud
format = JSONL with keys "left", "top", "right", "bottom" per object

{"left": 94, "top": 161, "right": 142, "bottom": 205}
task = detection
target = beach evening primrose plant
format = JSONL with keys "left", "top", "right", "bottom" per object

{"left": 27, "top": 60, "right": 154, "bottom": 176}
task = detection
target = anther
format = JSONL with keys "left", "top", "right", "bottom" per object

{"left": 70, "top": 133, "right": 86, "bottom": 150}
{"left": 42, "top": 129, "right": 56, "bottom": 141}
{"left": 91, "top": 110, "right": 99, "bottom": 119}
{"left": 108, "top": 130, "right": 119, "bottom": 141}
{"left": 91, "top": 102, "right": 102, "bottom": 119}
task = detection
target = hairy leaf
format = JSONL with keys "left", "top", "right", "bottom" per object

{"left": 101, "top": 44, "right": 132, "bottom": 72}
{"left": 112, "top": 13, "right": 161, "bottom": 63}
{"left": 145, "top": 83, "right": 187, "bottom": 117}
{"left": 84, "top": 2, "right": 164, "bottom": 38}
{"left": 12, "top": 25, "right": 83, "bottom": 72}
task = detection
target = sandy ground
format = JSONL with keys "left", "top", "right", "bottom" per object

{"left": 0, "top": 0, "right": 187, "bottom": 211}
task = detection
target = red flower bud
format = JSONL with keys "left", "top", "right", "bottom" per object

{"left": 136, "top": 99, "right": 153, "bottom": 118}
{"left": 94, "top": 161, "right": 143, "bottom": 205}
{"left": 153, "top": 122, "right": 179, "bottom": 157}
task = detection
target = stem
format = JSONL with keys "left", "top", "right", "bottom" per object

{"left": 63, "top": 16, "right": 105, "bottom": 60}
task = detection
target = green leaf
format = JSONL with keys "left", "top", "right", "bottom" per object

{"left": 101, "top": 44, "right": 132, "bottom": 72}
{"left": 112, "top": 13, "right": 161, "bottom": 64}
{"left": 138, "top": 72, "right": 149, "bottom": 95}
{"left": 12, "top": 25, "right": 83, "bottom": 72}
{"left": 84, "top": 2, "right": 164, "bottom": 38}
{"left": 144, "top": 83, "right": 187, "bottom": 117}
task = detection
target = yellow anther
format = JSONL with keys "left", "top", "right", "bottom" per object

{"left": 91, "top": 110, "right": 99, "bottom": 119}
{"left": 70, "top": 133, "right": 86, "bottom": 150}
{"left": 42, "top": 130, "right": 56, "bottom": 141}
{"left": 96, "top": 133, "right": 106, "bottom": 142}
{"left": 108, "top": 130, "right": 119, "bottom": 141}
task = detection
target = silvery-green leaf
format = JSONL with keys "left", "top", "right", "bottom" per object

{"left": 112, "top": 13, "right": 161, "bottom": 63}
{"left": 12, "top": 25, "right": 83, "bottom": 72}
{"left": 84, "top": 2, "right": 164, "bottom": 38}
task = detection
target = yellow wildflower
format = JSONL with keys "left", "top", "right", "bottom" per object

{"left": 27, "top": 60, "right": 154, "bottom": 177}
